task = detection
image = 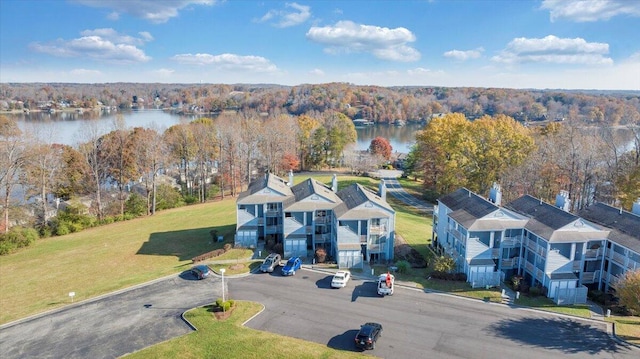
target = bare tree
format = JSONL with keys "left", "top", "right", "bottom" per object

{"left": 77, "top": 120, "right": 109, "bottom": 220}
{"left": 0, "top": 116, "right": 28, "bottom": 232}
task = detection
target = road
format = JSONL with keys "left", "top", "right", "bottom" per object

{"left": 2, "top": 268, "right": 637, "bottom": 359}
{"left": 0, "top": 272, "right": 218, "bottom": 359}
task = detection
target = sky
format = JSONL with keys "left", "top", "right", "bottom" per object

{"left": 1, "top": 0, "right": 639, "bottom": 90}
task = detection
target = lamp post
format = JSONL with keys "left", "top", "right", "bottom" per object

{"left": 220, "top": 268, "right": 226, "bottom": 303}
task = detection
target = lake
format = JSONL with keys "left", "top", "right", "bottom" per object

{"left": 12, "top": 109, "right": 423, "bottom": 153}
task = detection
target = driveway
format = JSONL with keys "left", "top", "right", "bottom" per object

{"left": 0, "top": 272, "right": 219, "bottom": 359}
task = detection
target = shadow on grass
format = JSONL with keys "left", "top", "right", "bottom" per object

{"left": 486, "top": 317, "right": 632, "bottom": 355}
{"left": 327, "top": 329, "right": 360, "bottom": 351}
{"left": 136, "top": 224, "right": 236, "bottom": 261}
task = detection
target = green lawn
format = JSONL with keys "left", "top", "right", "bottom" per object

{"left": 125, "top": 301, "right": 370, "bottom": 359}
{"left": 0, "top": 200, "right": 237, "bottom": 324}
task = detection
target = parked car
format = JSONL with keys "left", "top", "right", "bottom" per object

{"left": 377, "top": 272, "right": 394, "bottom": 296}
{"left": 331, "top": 270, "right": 351, "bottom": 288}
{"left": 281, "top": 257, "right": 302, "bottom": 276}
{"left": 190, "top": 265, "right": 211, "bottom": 280}
{"left": 355, "top": 322, "right": 383, "bottom": 350}
{"left": 260, "top": 253, "right": 282, "bottom": 273}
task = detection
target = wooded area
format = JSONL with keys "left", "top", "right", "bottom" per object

{"left": 1, "top": 83, "right": 639, "bottom": 253}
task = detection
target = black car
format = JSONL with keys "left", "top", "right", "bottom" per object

{"left": 190, "top": 265, "right": 211, "bottom": 280}
{"left": 354, "top": 322, "right": 383, "bottom": 350}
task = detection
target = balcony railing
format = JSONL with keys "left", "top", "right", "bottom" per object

{"left": 581, "top": 271, "right": 598, "bottom": 284}
{"left": 501, "top": 257, "right": 519, "bottom": 268}
{"left": 491, "top": 249, "right": 500, "bottom": 258}
{"left": 265, "top": 225, "right": 282, "bottom": 234}
{"left": 610, "top": 251, "right": 627, "bottom": 266}
{"left": 585, "top": 248, "right": 603, "bottom": 259}
{"left": 315, "top": 216, "right": 330, "bottom": 224}
{"left": 501, "top": 237, "right": 522, "bottom": 248}
{"left": 369, "top": 225, "right": 387, "bottom": 235}
{"left": 265, "top": 209, "right": 280, "bottom": 217}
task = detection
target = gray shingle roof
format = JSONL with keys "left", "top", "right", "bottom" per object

{"left": 236, "top": 172, "right": 294, "bottom": 204}
{"left": 578, "top": 202, "right": 640, "bottom": 253}
{"left": 335, "top": 183, "right": 394, "bottom": 219}
{"left": 505, "top": 195, "right": 576, "bottom": 239}
{"left": 438, "top": 188, "right": 499, "bottom": 228}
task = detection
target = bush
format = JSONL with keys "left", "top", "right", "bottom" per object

{"left": 183, "top": 195, "right": 198, "bottom": 205}
{"left": 216, "top": 298, "right": 224, "bottom": 307}
{"left": 315, "top": 247, "right": 327, "bottom": 263}
{"left": 429, "top": 271, "right": 467, "bottom": 281}
{"left": 0, "top": 227, "right": 40, "bottom": 255}
{"left": 124, "top": 193, "right": 147, "bottom": 217}
{"left": 222, "top": 302, "right": 231, "bottom": 311}
{"left": 156, "top": 184, "right": 185, "bottom": 210}
{"left": 395, "top": 260, "right": 411, "bottom": 274}
{"left": 55, "top": 221, "right": 71, "bottom": 236}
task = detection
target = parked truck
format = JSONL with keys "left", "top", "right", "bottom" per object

{"left": 377, "top": 272, "right": 394, "bottom": 296}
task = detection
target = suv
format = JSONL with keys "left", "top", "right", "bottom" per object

{"left": 260, "top": 253, "right": 282, "bottom": 273}
{"left": 281, "top": 257, "right": 302, "bottom": 276}
{"left": 355, "top": 322, "right": 383, "bottom": 350}
{"left": 190, "top": 265, "right": 211, "bottom": 280}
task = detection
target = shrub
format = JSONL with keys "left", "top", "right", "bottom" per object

{"left": 216, "top": 298, "right": 224, "bottom": 307}
{"left": 315, "top": 247, "right": 327, "bottom": 263}
{"left": 183, "top": 195, "right": 198, "bottom": 205}
{"left": 222, "top": 301, "right": 231, "bottom": 311}
{"left": 55, "top": 221, "right": 71, "bottom": 236}
{"left": 0, "top": 227, "right": 39, "bottom": 255}
{"left": 529, "top": 286, "right": 542, "bottom": 297}
{"left": 395, "top": 260, "right": 411, "bottom": 274}
{"left": 156, "top": 184, "right": 185, "bottom": 210}
{"left": 124, "top": 193, "right": 147, "bottom": 217}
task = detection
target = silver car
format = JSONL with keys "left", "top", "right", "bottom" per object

{"left": 260, "top": 253, "right": 282, "bottom": 273}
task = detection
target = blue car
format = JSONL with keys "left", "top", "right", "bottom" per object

{"left": 281, "top": 257, "right": 302, "bottom": 276}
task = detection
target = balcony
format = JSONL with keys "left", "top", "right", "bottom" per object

{"left": 501, "top": 257, "right": 519, "bottom": 269}
{"left": 502, "top": 237, "right": 522, "bottom": 248}
{"left": 572, "top": 261, "right": 582, "bottom": 271}
{"left": 581, "top": 271, "right": 599, "bottom": 284}
{"left": 585, "top": 247, "right": 603, "bottom": 259}
{"left": 491, "top": 249, "right": 500, "bottom": 259}
{"left": 315, "top": 216, "right": 330, "bottom": 224}
{"left": 265, "top": 209, "right": 280, "bottom": 217}
{"left": 369, "top": 225, "right": 387, "bottom": 235}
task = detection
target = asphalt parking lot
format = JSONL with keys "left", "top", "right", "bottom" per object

{"left": 1, "top": 268, "right": 638, "bottom": 359}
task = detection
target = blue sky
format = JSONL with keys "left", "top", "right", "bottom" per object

{"left": 1, "top": 0, "right": 639, "bottom": 90}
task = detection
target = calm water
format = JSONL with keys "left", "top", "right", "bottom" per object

{"left": 13, "top": 110, "right": 423, "bottom": 153}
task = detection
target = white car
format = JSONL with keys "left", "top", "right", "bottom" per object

{"left": 331, "top": 270, "right": 351, "bottom": 288}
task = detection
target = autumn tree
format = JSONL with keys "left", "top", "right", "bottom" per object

{"left": 164, "top": 123, "right": 196, "bottom": 196}
{"left": 0, "top": 116, "right": 28, "bottom": 233}
{"left": 190, "top": 118, "right": 218, "bottom": 202}
{"left": 369, "top": 136, "right": 393, "bottom": 161}
{"left": 614, "top": 269, "right": 640, "bottom": 315}
{"left": 323, "top": 111, "right": 357, "bottom": 167}
{"left": 414, "top": 113, "right": 534, "bottom": 196}
{"left": 100, "top": 118, "right": 136, "bottom": 216}
{"left": 77, "top": 121, "right": 110, "bottom": 219}
{"left": 22, "top": 142, "right": 62, "bottom": 229}
{"left": 296, "top": 114, "right": 321, "bottom": 171}
{"left": 130, "top": 126, "right": 166, "bottom": 214}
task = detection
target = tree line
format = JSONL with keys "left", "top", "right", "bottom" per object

{"left": 405, "top": 113, "right": 640, "bottom": 211}
{"left": 2, "top": 83, "right": 639, "bottom": 127}
{"left": 0, "top": 110, "right": 361, "bottom": 253}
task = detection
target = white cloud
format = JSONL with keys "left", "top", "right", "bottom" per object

{"left": 306, "top": 20, "right": 420, "bottom": 62}
{"left": 541, "top": 0, "right": 640, "bottom": 22}
{"left": 171, "top": 53, "right": 278, "bottom": 72}
{"left": 30, "top": 29, "right": 152, "bottom": 64}
{"left": 443, "top": 48, "right": 483, "bottom": 61}
{"left": 257, "top": 2, "right": 311, "bottom": 28}
{"left": 79, "top": 28, "right": 152, "bottom": 46}
{"left": 107, "top": 11, "right": 119, "bottom": 20}
{"left": 492, "top": 35, "right": 612, "bottom": 65}
{"left": 73, "top": 0, "right": 216, "bottom": 23}
{"left": 309, "top": 68, "right": 325, "bottom": 76}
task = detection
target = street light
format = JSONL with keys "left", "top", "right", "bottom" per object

{"left": 220, "top": 268, "right": 226, "bottom": 303}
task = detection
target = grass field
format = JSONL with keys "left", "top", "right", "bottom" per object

{"left": 126, "top": 301, "right": 369, "bottom": 359}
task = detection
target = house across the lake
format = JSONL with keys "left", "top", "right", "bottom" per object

{"left": 432, "top": 184, "right": 640, "bottom": 305}
{"left": 235, "top": 172, "right": 395, "bottom": 269}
